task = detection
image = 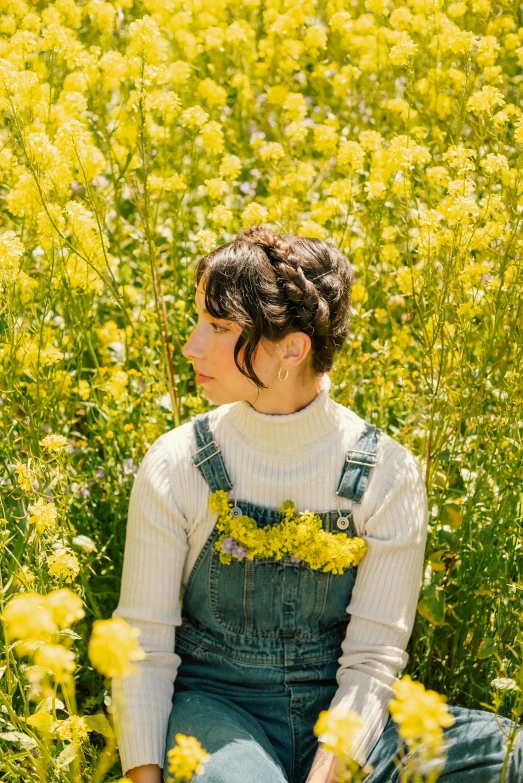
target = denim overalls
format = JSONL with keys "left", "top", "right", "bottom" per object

{"left": 162, "top": 413, "right": 523, "bottom": 783}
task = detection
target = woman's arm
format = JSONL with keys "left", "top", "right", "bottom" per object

{"left": 126, "top": 764, "right": 162, "bottom": 783}
{"left": 111, "top": 435, "right": 189, "bottom": 775}
{"left": 316, "top": 444, "right": 429, "bottom": 766}
{"left": 305, "top": 745, "right": 340, "bottom": 782}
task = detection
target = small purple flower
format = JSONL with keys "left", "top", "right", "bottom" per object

{"left": 32, "top": 479, "right": 40, "bottom": 491}
{"left": 96, "top": 468, "right": 105, "bottom": 479}
{"left": 240, "top": 181, "right": 256, "bottom": 195}
{"left": 222, "top": 537, "right": 236, "bottom": 554}
{"left": 80, "top": 486, "right": 90, "bottom": 498}
{"left": 123, "top": 458, "right": 137, "bottom": 475}
{"left": 222, "top": 537, "right": 248, "bottom": 559}
{"left": 290, "top": 555, "right": 302, "bottom": 563}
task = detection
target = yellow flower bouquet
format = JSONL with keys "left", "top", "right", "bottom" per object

{"left": 209, "top": 490, "right": 368, "bottom": 575}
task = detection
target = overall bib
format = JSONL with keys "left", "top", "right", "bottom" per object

{"left": 162, "top": 413, "right": 523, "bottom": 783}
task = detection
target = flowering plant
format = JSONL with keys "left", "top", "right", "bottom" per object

{"left": 209, "top": 490, "right": 368, "bottom": 574}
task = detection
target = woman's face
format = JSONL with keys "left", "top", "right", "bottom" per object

{"left": 182, "top": 281, "right": 282, "bottom": 405}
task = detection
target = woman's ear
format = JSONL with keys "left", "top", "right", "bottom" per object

{"left": 279, "top": 331, "right": 312, "bottom": 368}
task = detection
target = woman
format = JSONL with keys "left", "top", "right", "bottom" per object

{"left": 112, "top": 226, "right": 522, "bottom": 783}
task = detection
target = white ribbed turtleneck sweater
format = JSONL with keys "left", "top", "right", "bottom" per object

{"left": 111, "top": 373, "right": 429, "bottom": 774}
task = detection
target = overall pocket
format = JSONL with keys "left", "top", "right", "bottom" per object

{"left": 209, "top": 549, "right": 358, "bottom": 635}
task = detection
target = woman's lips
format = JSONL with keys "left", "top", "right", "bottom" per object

{"left": 195, "top": 372, "right": 214, "bottom": 384}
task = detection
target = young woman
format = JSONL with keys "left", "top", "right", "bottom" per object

{"left": 112, "top": 226, "right": 522, "bottom": 783}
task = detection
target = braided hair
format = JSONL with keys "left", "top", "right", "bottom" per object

{"left": 193, "top": 225, "right": 354, "bottom": 390}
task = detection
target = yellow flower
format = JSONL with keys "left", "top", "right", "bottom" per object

{"left": 480, "top": 153, "right": 509, "bottom": 176}
{"left": 27, "top": 497, "right": 58, "bottom": 534}
{"left": 46, "top": 588, "right": 85, "bottom": 629}
{"left": 0, "top": 229, "right": 24, "bottom": 287}
{"left": 204, "top": 177, "right": 229, "bottom": 200}
{"left": 389, "top": 37, "right": 418, "bottom": 66}
{"left": 466, "top": 86, "right": 505, "bottom": 115}
{"left": 219, "top": 154, "right": 242, "bottom": 180}
{"left": 209, "top": 491, "right": 368, "bottom": 573}
{"left": 34, "top": 643, "right": 76, "bottom": 683}
{"left": 337, "top": 140, "right": 365, "bottom": 170}
{"left": 56, "top": 714, "right": 92, "bottom": 744}
{"left": 40, "top": 433, "right": 69, "bottom": 452}
{"left": 197, "top": 78, "right": 227, "bottom": 107}
{"left": 208, "top": 205, "right": 233, "bottom": 227}
{"left": 304, "top": 25, "right": 328, "bottom": 51}
{"left": 14, "top": 460, "right": 37, "bottom": 493}
{"left": 283, "top": 92, "right": 308, "bottom": 122}
{"left": 313, "top": 704, "right": 365, "bottom": 758}
{"left": 168, "top": 60, "right": 192, "bottom": 86}
{"left": 105, "top": 368, "right": 129, "bottom": 402}
{"left": 200, "top": 121, "right": 225, "bottom": 155}
{"left": 259, "top": 142, "right": 285, "bottom": 162}
{"left": 313, "top": 124, "right": 339, "bottom": 155}
{"left": 127, "top": 15, "right": 168, "bottom": 65}
{"left": 2, "top": 592, "right": 57, "bottom": 651}
{"left": 241, "top": 202, "right": 268, "bottom": 226}
{"left": 167, "top": 733, "right": 210, "bottom": 781}
{"left": 388, "top": 675, "right": 455, "bottom": 747}
{"left": 47, "top": 547, "right": 81, "bottom": 583}
{"left": 266, "top": 85, "right": 289, "bottom": 106}
{"left": 88, "top": 617, "right": 146, "bottom": 677}
{"left": 180, "top": 105, "right": 209, "bottom": 130}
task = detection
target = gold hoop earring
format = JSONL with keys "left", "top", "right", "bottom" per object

{"left": 278, "top": 366, "right": 289, "bottom": 382}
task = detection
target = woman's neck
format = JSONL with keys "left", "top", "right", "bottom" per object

{"left": 246, "top": 373, "right": 325, "bottom": 415}
{"left": 225, "top": 374, "right": 340, "bottom": 454}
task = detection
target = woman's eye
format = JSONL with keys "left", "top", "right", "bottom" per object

{"left": 211, "top": 323, "right": 228, "bottom": 334}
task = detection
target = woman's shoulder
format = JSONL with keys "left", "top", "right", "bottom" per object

{"left": 331, "top": 397, "right": 421, "bottom": 469}
{"left": 149, "top": 418, "right": 198, "bottom": 468}
{"left": 330, "top": 398, "right": 426, "bottom": 524}
{"left": 156, "top": 403, "right": 233, "bottom": 459}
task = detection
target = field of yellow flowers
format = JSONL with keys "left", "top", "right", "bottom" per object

{"left": 0, "top": 0, "right": 522, "bottom": 780}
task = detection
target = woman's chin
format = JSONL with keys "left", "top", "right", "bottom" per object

{"left": 202, "top": 387, "right": 244, "bottom": 405}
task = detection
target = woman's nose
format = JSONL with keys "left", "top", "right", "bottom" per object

{"left": 182, "top": 329, "right": 203, "bottom": 360}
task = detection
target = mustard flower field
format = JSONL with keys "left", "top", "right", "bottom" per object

{"left": 0, "top": 0, "right": 522, "bottom": 780}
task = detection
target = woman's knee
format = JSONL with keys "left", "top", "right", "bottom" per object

{"left": 162, "top": 691, "right": 287, "bottom": 783}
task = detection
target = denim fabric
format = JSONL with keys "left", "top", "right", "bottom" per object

{"left": 364, "top": 706, "right": 523, "bottom": 783}
{"left": 162, "top": 413, "right": 523, "bottom": 783}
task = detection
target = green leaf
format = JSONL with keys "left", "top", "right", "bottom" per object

{"left": 417, "top": 584, "right": 446, "bottom": 626}
{"left": 477, "top": 637, "right": 497, "bottom": 659}
{"left": 57, "top": 628, "right": 81, "bottom": 641}
{"left": 442, "top": 503, "right": 463, "bottom": 530}
{"left": 0, "top": 731, "right": 37, "bottom": 749}
{"left": 24, "top": 712, "right": 55, "bottom": 734}
{"left": 83, "top": 713, "right": 114, "bottom": 738}
{"left": 35, "top": 697, "right": 65, "bottom": 713}
{"left": 56, "top": 743, "right": 78, "bottom": 767}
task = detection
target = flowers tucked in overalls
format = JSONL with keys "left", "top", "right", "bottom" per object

{"left": 210, "top": 489, "right": 368, "bottom": 574}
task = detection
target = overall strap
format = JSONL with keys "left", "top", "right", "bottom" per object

{"left": 335, "top": 422, "right": 381, "bottom": 504}
{"left": 191, "top": 413, "right": 235, "bottom": 494}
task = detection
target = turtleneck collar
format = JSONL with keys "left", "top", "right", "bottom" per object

{"left": 225, "top": 373, "right": 340, "bottom": 455}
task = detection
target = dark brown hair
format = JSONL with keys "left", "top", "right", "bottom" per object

{"left": 194, "top": 225, "right": 354, "bottom": 389}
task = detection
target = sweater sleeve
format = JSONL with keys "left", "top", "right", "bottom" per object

{"left": 111, "top": 435, "right": 188, "bottom": 774}
{"left": 317, "top": 446, "right": 429, "bottom": 767}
